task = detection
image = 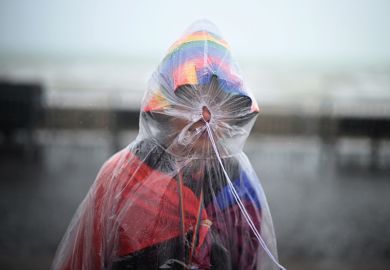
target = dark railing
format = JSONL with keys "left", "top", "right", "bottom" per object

{"left": 1, "top": 81, "right": 389, "bottom": 167}
{"left": 0, "top": 81, "right": 43, "bottom": 157}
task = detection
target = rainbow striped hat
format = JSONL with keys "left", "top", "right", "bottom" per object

{"left": 144, "top": 20, "right": 259, "bottom": 113}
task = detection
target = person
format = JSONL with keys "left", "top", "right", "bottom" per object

{"left": 51, "top": 20, "right": 284, "bottom": 270}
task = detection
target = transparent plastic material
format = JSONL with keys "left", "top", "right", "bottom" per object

{"left": 52, "top": 20, "right": 286, "bottom": 270}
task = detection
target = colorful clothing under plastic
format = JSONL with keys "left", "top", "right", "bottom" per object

{"left": 51, "top": 20, "right": 285, "bottom": 270}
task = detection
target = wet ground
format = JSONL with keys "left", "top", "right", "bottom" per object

{"left": 0, "top": 130, "right": 389, "bottom": 270}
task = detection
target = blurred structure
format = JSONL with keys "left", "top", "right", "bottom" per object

{"left": 0, "top": 81, "right": 43, "bottom": 158}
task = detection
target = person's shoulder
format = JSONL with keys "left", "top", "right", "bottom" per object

{"left": 130, "top": 139, "right": 175, "bottom": 173}
{"left": 96, "top": 148, "right": 129, "bottom": 179}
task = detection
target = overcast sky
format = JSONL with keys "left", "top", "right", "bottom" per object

{"left": 0, "top": 0, "right": 389, "bottom": 66}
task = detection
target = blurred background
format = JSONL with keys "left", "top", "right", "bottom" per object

{"left": 0, "top": 0, "right": 389, "bottom": 269}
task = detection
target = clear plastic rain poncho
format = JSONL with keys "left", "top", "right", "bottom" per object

{"left": 52, "top": 21, "right": 285, "bottom": 270}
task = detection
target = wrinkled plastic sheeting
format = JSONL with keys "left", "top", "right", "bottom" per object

{"left": 51, "top": 20, "right": 286, "bottom": 270}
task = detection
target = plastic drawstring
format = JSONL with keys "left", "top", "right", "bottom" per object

{"left": 204, "top": 121, "right": 287, "bottom": 270}
{"left": 177, "top": 169, "right": 186, "bottom": 268}
{"left": 188, "top": 188, "right": 204, "bottom": 264}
